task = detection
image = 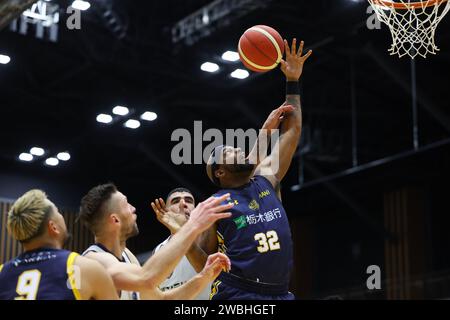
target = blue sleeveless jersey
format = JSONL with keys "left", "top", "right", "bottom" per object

{"left": 214, "top": 175, "right": 293, "bottom": 287}
{"left": 0, "top": 248, "right": 80, "bottom": 300}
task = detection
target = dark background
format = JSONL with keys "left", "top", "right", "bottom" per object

{"left": 1, "top": 0, "right": 449, "bottom": 298}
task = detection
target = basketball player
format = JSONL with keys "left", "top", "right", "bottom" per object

{"left": 150, "top": 188, "right": 212, "bottom": 300}
{"left": 202, "top": 39, "right": 312, "bottom": 300}
{"left": 78, "top": 183, "right": 232, "bottom": 300}
{"left": 0, "top": 189, "right": 118, "bottom": 300}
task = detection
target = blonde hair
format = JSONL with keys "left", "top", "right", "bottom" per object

{"left": 7, "top": 189, "right": 52, "bottom": 242}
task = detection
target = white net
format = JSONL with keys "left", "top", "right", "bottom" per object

{"left": 368, "top": 0, "right": 450, "bottom": 58}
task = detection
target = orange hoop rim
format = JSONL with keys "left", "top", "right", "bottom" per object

{"left": 371, "top": 0, "right": 448, "bottom": 9}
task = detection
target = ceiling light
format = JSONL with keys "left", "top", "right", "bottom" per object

{"left": 96, "top": 114, "right": 113, "bottom": 124}
{"left": 30, "top": 147, "right": 45, "bottom": 156}
{"left": 112, "top": 106, "right": 129, "bottom": 116}
{"left": 141, "top": 111, "right": 157, "bottom": 121}
{"left": 124, "top": 119, "right": 141, "bottom": 129}
{"left": 19, "top": 153, "right": 33, "bottom": 162}
{"left": 201, "top": 62, "right": 219, "bottom": 73}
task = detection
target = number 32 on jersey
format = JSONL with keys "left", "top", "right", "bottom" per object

{"left": 254, "top": 230, "right": 281, "bottom": 253}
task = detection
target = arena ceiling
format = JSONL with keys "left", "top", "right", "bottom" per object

{"left": 1, "top": 0, "right": 449, "bottom": 201}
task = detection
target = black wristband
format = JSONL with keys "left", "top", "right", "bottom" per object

{"left": 286, "top": 81, "right": 300, "bottom": 95}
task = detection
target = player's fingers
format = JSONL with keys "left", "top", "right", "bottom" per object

{"left": 154, "top": 199, "right": 162, "bottom": 211}
{"left": 302, "top": 49, "right": 313, "bottom": 61}
{"left": 151, "top": 202, "right": 159, "bottom": 214}
{"left": 284, "top": 40, "right": 290, "bottom": 57}
{"left": 151, "top": 204, "right": 164, "bottom": 222}
{"left": 215, "top": 254, "right": 231, "bottom": 269}
{"left": 297, "top": 40, "right": 304, "bottom": 57}
{"left": 213, "top": 203, "right": 234, "bottom": 213}
{"left": 208, "top": 193, "right": 231, "bottom": 207}
{"left": 157, "top": 198, "right": 168, "bottom": 212}
{"left": 291, "top": 38, "right": 297, "bottom": 56}
{"left": 208, "top": 256, "right": 223, "bottom": 269}
{"left": 158, "top": 198, "right": 165, "bottom": 209}
{"left": 211, "top": 260, "right": 224, "bottom": 276}
{"left": 208, "top": 252, "right": 225, "bottom": 260}
{"left": 203, "top": 195, "right": 220, "bottom": 205}
{"left": 214, "top": 212, "right": 232, "bottom": 221}
{"left": 209, "top": 253, "right": 231, "bottom": 272}
{"left": 279, "top": 104, "right": 295, "bottom": 112}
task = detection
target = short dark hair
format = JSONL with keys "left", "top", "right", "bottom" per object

{"left": 79, "top": 183, "right": 118, "bottom": 233}
{"left": 166, "top": 187, "right": 194, "bottom": 204}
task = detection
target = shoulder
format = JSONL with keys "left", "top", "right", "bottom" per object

{"left": 73, "top": 254, "right": 105, "bottom": 271}
{"left": 253, "top": 175, "right": 282, "bottom": 201}
{"left": 253, "top": 174, "right": 279, "bottom": 190}
{"left": 83, "top": 250, "right": 118, "bottom": 268}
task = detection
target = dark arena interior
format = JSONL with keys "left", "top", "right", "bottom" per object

{"left": 1, "top": 0, "right": 450, "bottom": 300}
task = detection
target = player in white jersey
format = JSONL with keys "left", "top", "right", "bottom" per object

{"left": 151, "top": 188, "right": 212, "bottom": 300}
{"left": 78, "top": 183, "right": 232, "bottom": 300}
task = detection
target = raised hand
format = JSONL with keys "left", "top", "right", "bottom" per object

{"left": 262, "top": 104, "right": 296, "bottom": 133}
{"left": 187, "top": 194, "right": 233, "bottom": 234}
{"left": 280, "top": 39, "right": 312, "bottom": 81}
{"left": 151, "top": 198, "right": 188, "bottom": 234}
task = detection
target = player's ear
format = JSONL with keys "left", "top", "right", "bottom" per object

{"left": 215, "top": 168, "right": 225, "bottom": 179}
{"left": 47, "top": 219, "right": 60, "bottom": 236}
{"left": 109, "top": 214, "right": 120, "bottom": 224}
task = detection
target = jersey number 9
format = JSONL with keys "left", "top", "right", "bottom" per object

{"left": 15, "top": 270, "right": 41, "bottom": 300}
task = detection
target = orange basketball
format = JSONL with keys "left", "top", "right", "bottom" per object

{"left": 238, "top": 25, "right": 285, "bottom": 73}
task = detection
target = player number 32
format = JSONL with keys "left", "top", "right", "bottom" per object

{"left": 254, "top": 230, "right": 281, "bottom": 253}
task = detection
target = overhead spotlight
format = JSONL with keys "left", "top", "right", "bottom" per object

{"left": 45, "top": 157, "right": 59, "bottom": 167}
{"left": 19, "top": 153, "right": 33, "bottom": 162}
{"left": 200, "top": 62, "right": 219, "bottom": 73}
{"left": 71, "top": 0, "right": 91, "bottom": 11}
{"left": 230, "top": 69, "right": 249, "bottom": 79}
{"left": 141, "top": 112, "right": 157, "bottom": 121}
{"left": 96, "top": 114, "right": 113, "bottom": 124}
{"left": 0, "top": 54, "right": 11, "bottom": 65}
{"left": 124, "top": 119, "right": 141, "bottom": 129}
{"left": 30, "top": 147, "right": 45, "bottom": 157}
{"left": 113, "top": 106, "right": 129, "bottom": 116}
{"left": 57, "top": 152, "right": 71, "bottom": 161}
{"left": 221, "top": 51, "right": 240, "bottom": 62}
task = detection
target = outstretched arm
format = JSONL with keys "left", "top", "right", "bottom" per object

{"left": 247, "top": 104, "right": 295, "bottom": 171}
{"left": 86, "top": 194, "right": 233, "bottom": 292}
{"left": 255, "top": 39, "right": 312, "bottom": 188}
{"left": 151, "top": 198, "right": 218, "bottom": 273}
{"left": 75, "top": 255, "right": 119, "bottom": 300}
{"left": 140, "top": 253, "right": 230, "bottom": 300}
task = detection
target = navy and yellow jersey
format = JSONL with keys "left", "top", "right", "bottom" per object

{"left": 0, "top": 248, "right": 80, "bottom": 300}
{"left": 214, "top": 175, "right": 293, "bottom": 289}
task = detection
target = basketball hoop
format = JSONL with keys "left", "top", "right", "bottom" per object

{"left": 368, "top": 0, "right": 450, "bottom": 58}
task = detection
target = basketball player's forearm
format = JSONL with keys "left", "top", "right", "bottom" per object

{"left": 161, "top": 274, "right": 211, "bottom": 300}
{"left": 186, "top": 243, "right": 209, "bottom": 273}
{"left": 141, "top": 222, "right": 200, "bottom": 287}
{"left": 247, "top": 129, "right": 270, "bottom": 167}
{"left": 283, "top": 92, "right": 302, "bottom": 135}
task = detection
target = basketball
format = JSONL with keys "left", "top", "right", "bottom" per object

{"left": 238, "top": 25, "right": 285, "bottom": 73}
